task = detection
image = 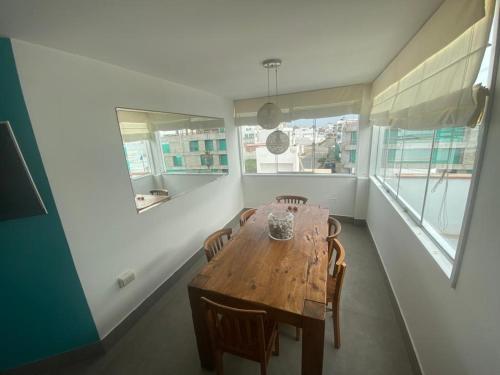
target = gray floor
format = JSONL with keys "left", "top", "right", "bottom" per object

{"left": 50, "top": 222, "right": 415, "bottom": 375}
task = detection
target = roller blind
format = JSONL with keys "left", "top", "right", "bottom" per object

{"left": 372, "top": 0, "right": 487, "bottom": 97}
{"left": 370, "top": 0, "right": 494, "bottom": 130}
{"left": 117, "top": 109, "right": 225, "bottom": 141}
{"left": 234, "top": 84, "right": 369, "bottom": 126}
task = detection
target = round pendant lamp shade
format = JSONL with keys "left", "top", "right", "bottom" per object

{"left": 257, "top": 102, "right": 282, "bottom": 129}
{"left": 266, "top": 130, "right": 289, "bottom": 155}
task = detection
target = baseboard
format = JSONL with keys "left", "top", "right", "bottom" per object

{"left": 365, "top": 224, "right": 424, "bottom": 375}
{"left": 5, "top": 210, "right": 243, "bottom": 375}
{"left": 334, "top": 215, "right": 367, "bottom": 227}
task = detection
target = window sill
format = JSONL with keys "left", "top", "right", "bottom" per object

{"left": 370, "top": 176, "right": 453, "bottom": 278}
{"left": 242, "top": 173, "right": 357, "bottom": 178}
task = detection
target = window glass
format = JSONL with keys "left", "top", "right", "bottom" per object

{"left": 239, "top": 114, "right": 359, "bottom": 174}
{"left": 204, "top": 139, "right": 214, "bottom": 151}
{"left": 422, "top": 127, "right": 479, "bottom": 256}
{"left": 397, "top": 130, "right": 434, "bottom": 220}
{"left": 124, "top": 140, "right": 152, "bottom": 178}
{"left": 217, "top": 139, "right": 227, "bottom": 151}
{"left": 173, "top": 155, "right": 183, "bottom": 167}
{"left": 189, "top": 140, "right": 199, "bottom": 152}
{"left": 219, "top": 154, "right": 228, "bottom": 166}
{"left": 162, "top": 143, "right": 170, "bottom": 154}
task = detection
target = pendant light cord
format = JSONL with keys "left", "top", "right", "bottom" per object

{"left": 267, "top": 68, "right": 270, "bottom": 99}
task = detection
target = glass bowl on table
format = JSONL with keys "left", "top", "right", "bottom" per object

{"left": 268, "top": 210, "right": 294, "bottom": 241}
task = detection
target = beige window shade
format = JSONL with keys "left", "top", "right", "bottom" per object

{"left": 119, "top": 122, "right": 150, "bottom": 142}
{"left": 370, "top": 0, "right": 493, "bottom": 130}
{"left": 372, "top": 0, "right": 487, "bottom": 97}
{"left": 117, "top": 109, "right": 225, "bottom": 140}
{"left": 234, "top": 84, "right": 369, "bottom": 125}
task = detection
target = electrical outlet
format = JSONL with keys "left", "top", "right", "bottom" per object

{"left": 117, "top": 270, "right": 135, "bottom": 288}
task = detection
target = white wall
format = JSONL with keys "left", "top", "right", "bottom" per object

{"left": 161, "top": 173, "right": 221, "bottom": 197}
{"left": 242, "top": 175, "right": 358, "bottom": 217}
{"left": 130, "top": 175, "right": 159, "bottom": 195}
{"left": 366, "top": 73, "right": 500, "bottom": 373}
{"left": 12, "top": 39, "right": 244, "bottom": 338}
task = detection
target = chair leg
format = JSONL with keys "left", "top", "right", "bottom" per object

{"left": 333, "top": 305, "right": 341, "bottom": 349}
{"left": 260, "top": 361, "right": 267, "bottom": 375}
{"left": 215, "top": 350, "right": 224, "bottom": 375}
{"left": 295, "top": 327, "right": 301, "bottom": 341}
{"left": 273, "top": 330, "right": 280, "bottom": 355}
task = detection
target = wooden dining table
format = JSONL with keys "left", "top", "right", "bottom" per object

{"left": 188, "top": 202, "right": 329, "bottom": 375}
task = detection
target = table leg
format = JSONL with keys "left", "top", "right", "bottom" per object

{"left": 188, "top": 285, "right": 214, "bottom": 370}
{"left": 302, "top": 301, "right": 325, "bottom": 375}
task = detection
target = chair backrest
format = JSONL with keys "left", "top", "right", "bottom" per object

{"left": 240, "top": 208, "right": 257, "bottom": 226}
{"left": 328, "top": 237, "right": 346, "bottom": 278}
{"left": 334, "top": 262, "right": 347, "bottom": 303}
{"left": 328, "top": 215, "right": 342, "bottom": 238}
{"left": 204, "top": 228, "right": 232, "bottom": 262}
{"left": 150, "top": 189, "right": 169, "bottom": 196}
{"left": 275, "top": 195, "right": 308, "bottom": 205}
{"left": 201, "top": 297, "right": 267, "bottom": 362}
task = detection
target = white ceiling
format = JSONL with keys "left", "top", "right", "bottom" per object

{"left": 0, "top": 0, "right": 443, "bottom": 99}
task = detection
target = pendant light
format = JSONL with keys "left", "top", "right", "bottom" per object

{"left": 257, "top": 59, "right": 283, "bottom": 129}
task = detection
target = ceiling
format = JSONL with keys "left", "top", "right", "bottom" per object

{"left": 0, "top": 0, "right": 444, "bottom": 99}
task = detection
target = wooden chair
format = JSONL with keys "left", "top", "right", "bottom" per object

{"left": 203, "top": 228, "right": 232, "bottom": 262}
{"left": 327, "top": 215, "right": 342, "bottom": 264}
{"left": 149, "top": 189, "right": 169, "bottom": 196}
{"left": 275, "top": 195, "right": 308, "bottom": 205}
{"left": 240, "top": 208, "right": 257, "bottom": 226}
{"left": 296, "top": 238, "right": 346, "bottom": 347}
{"left": 201, "top": 297, "right": 279, "bottom": 375}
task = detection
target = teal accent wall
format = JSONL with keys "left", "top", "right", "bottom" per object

{"left": 0, "top": 38, "right": 99, "bottom": 371}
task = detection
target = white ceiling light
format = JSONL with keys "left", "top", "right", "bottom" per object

{"left": 257, "top": 59, "right": 283, "bottom": 129}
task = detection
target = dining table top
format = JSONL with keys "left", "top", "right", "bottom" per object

{"left": 191, "top": 202, "right": 330, "bottom": 317}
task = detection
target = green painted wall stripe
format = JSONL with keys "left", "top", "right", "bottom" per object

{"left": 0, "top": 38, "right": 99, "bottom": 371}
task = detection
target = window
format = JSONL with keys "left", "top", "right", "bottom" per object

{"left": 204, "top": 139, "right": 214, "bottom": 151}
{"left": 239, "top": 114, "right": 359, "bottom": 174}
{"left": 200, "top": 154, "right": 214, "bottom": 167}
{"left": 189, "top": 140, "right": 199, "bottom": 152}
{"left": 162, "top": 143, "right": 170, "bottom": 154}
{"left": 217, "top": 139, "right": 227, "bottom": 151}
{"left": 374, "top": 21, "right": 496, "bottom": 260}
{"left": 349, "top": 150, "right": 356, "bottom": 163}
{"left": 123, "top": 140, "right": 152, "bottom": 178}
{"left": 173, "top": 155, "right": 183, "bottom": 167}
{"left": 219, "top": 154, "right": 228, "bottom": 166}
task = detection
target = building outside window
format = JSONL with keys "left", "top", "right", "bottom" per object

{"left": 159, "top": 128, "right": 228, "bottom": 173}
{"left": 123, "top": 140, "right": 152, "bottom": 178}
{"left": 239, "top": 114, "right": 359, "bottom": 174}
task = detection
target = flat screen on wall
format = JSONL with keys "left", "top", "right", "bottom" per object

{"left": 0, "top": 121, "right": 47, "bottom": 221}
